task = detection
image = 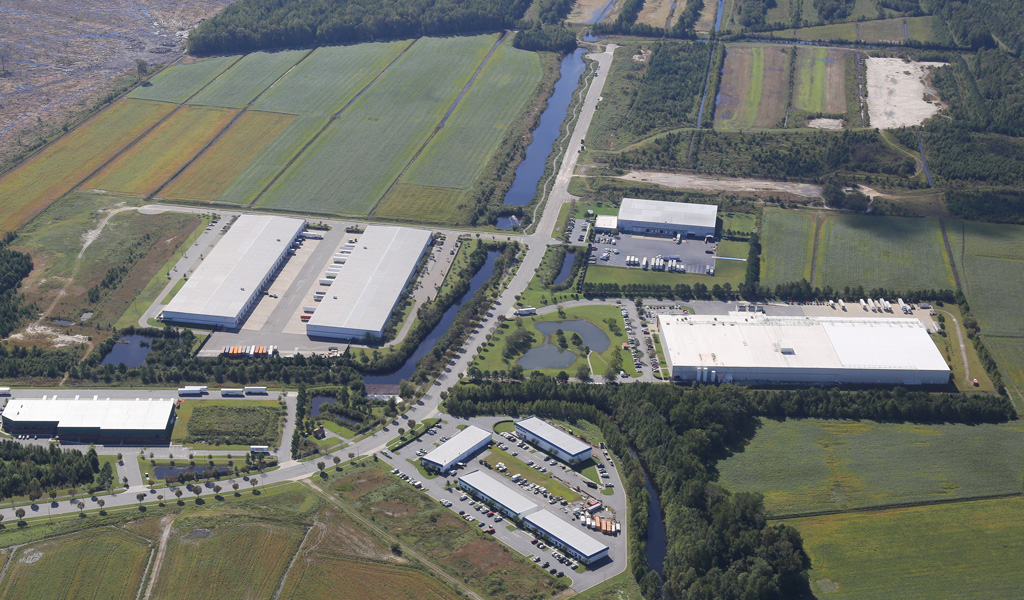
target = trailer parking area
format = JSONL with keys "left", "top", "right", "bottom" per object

{"left": 591, "top": 232, "right": 718, "bottom": 275}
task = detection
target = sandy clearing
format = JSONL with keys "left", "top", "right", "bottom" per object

{"left": 8, "top": 324, "right": 90, "bottom": 347}
{"left": 569, "top": 0, "right": 617, "bottom": 23}
{"left": 636, "top": 0, "right": 675, "bottom": 27}
{"left": 808, "top": 118, "right": 844, "bottom": 130}
{"left": 825, "top": 50, "right": 849, "bottom": 114}
{"left": 618, "top": 171, "right": 823, "bottom": 198}
{"left": 865, "top": 58, "right": 945, "bottom": 129}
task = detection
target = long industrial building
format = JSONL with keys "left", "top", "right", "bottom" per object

{"left": 458, "top": 469, "right": 540, "bottom": 519}
{"left": 659, "top": 313, "right": 950, "bottom": 385}
{"left": 162, "top": 214, "right": 305, "bottom": 328}
{"left": 524, "top": 510, "right": 609, "bottom": 565}
{"left": 420, "top": 425, "right": 492, "bottom": 474}
{"left": 515, "top": 417, "right": 592, "bottom": 464}
{"left": 1, "top": 396, "right": 176, "bottom": 443}
{"left": 617, "top": 198, "right": 717, "bottom": 238}
{"left": 307, "top": 225, "right": 432, "bottom": 340}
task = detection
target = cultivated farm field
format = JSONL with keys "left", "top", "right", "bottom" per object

{"left": 813, "top": 213, "right": 954, "bottom": 291}
{"left": 791, "top": 497, "right": 1024, "bottom": 600}
{"left": 0, "top": 99, "right": 175, "bottom": 231}
{"left": 0, "top": 528, "right": 150, "bottom": 600}
{"left": 772, "top": 16, "right": 936, "bottom": 43}
{"left": 718, "top": 418, "right": 1024, "bottom": 515}
{"left": 150, "top": 518, "right": 305, "bottom": 600}
{"left": 715, "top": 44, "right": 790, "bottom": 130}
{"left": 129, "top": 55, "right": 240, "bottom": 104}
{"left": 258, "top": 34, "right": 499, "bottom": 215}
{"left": 84, "top": 106, "right": 238, "bottom": 195}
{"left": 759, "top": 208, "right": 815, "bottom": 286}
{"left": 161, "top": 111, "right": 296, "bottom": 201}
{"left": 278, "top": 554, "right": 459, "bottom": 600}
{"left": 188, "top": 50, "right": 308, "bottom": 109}
{"left": 792, "top": 47, "right": 847, "bottom": 115}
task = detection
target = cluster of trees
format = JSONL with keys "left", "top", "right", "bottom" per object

{"left": 813, "top": 0, "right": 855, "bottom": 21}
{"left": 823, "top": 177, "right": 871, "bottom": 211}
{"left": 512, "top": 23, "right": 578, "bottom": 53}
{"left": 897, "top": 124, "right": 1024, "bottom": 186}
{"left": 0, "top": 232, "right": 34, "bottom": 338}
{"left": 188, "top": 0, "right": 532, "bottom": 54}
{"left": 620, "top": 42, "right": 712, "bottom": 136}
{"left": 943, "top": 189, "right": 1024, "bottom": 224}
{"left": 0, "top": 443, "right": 111, "bottom": 501}
{"left": 445, "top": 378, "right": 1012, "bottom": 599}
{"left": 737, "top": 0, "right": 774, "bottom": 28}
{"left": 534, "top": 0, "right": 575, "bottom": 23}
{"left": 932, "top": 0, "right": 1024, "bottom": 53}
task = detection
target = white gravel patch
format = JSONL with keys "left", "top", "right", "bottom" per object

{"left": 808, "top": 118, "right": 844, "bottom": 130}
{"left": 865, "top": 58, "right": 945, "bottom": 129}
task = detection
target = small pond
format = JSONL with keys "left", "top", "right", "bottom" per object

{"left": 552, "top": 252, "right": 575, "bottom": 286}
{"left": 101, "top": 335, "right": 156, "bottom": 367}
{"left": 153, "top": 465, "right": 232, "bottom": 480}
{"left": 311, "top": 395, "right": 336, "bottom": 417}
{"left": 518, "top": 320, "right": 610, "bottom": 370}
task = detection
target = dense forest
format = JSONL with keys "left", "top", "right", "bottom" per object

{"left": 0, "top": 443, "right": 112, "bottom": 501}
{"left": 0, "top": 232, "right": 34, "bottom": 338}
{"left": 930, "top": 50, "right": 1024, "bottom": 137}
{"left": 943, "top": 189, "right": 1024, "bottom": 224}
{"left": 931, "top": 0, "right": 1024, "bottom": 53}
{"left": 512, "top": 23, "right": 578, "bottom": 53}
{"left": 187, "top": 0, "right": 531, "bottom": 54}
{"left": 534, "top": 0, "right": 575, "bottom": 23}
{"left": 444, "top": 379, "right": 1012, "bottom": 599}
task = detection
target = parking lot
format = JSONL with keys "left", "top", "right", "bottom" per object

{"left": 590, "top": 231, "right": 718, "bottom": 275}
{"left": 381, "top": 415, "right": 627, "bottom": 592}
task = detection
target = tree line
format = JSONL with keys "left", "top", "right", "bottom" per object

{"left": 188, "top": 0, "right": 532, "bottom": 55}
{"left": 444, "top": 378, "right": 1012, "bottom": 599}
{"left": 0, "top": 232, "right": 34, "bottom": 338}
{"left": 512, "top": 23, "right": 578, "bottom": 53}
{"left": 0, "top": 442, "right": 112, "bottom": 502}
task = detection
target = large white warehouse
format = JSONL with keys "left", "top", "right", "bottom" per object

{"left": 421, "top": 425, "right": 492, "bottom": 474}
{"left": 659, "top": 313, "right": 950, "bottom": 385}
{"left": 515, "top": 417, "right": 592, "bottom": 464}
{"left": 2, "top": 395, "right": 176, "bottom": 443}
{"left": 162, "top": 214, "right": 305, "bottom": 328}
{"left": 307, "top": 225, "right": 432, "bottom": 340}
{"left": 617, "top": 198, "right": 717, "bottom": 238}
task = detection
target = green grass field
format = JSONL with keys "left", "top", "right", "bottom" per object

{"left": 814, "top": 214, "right": 954, "bottom": 291}
{"left": 160, "top": 110, "right": 296, "bottom": 201}
{"left": 791, "top": 497, "right": 1024, "bottom": 600}
{"left": 187, "top": 50, "right": 308, "bottom": 108}
{"left": 586, "top": 254, "right": 747, "bottom": 288}
{"left": 150, "top": 519, "right": 305, "bottom": 600}
{"left": 278, "top": 554, "right": 459, "bottom": 600}
{"left": 0, "top": 528, "right": 150, "bottom": 600}
{"left": 129, "top": 55, "right": 240, "bottom": 104}
{"left": 172, "top": 399, "right": 280, "bottom": 443}
{"left": 372, "top": 184, "right": 473, "bottom": 225}
{"left": 948, "top": 220, "right": 1024, "bottom": 337}
{"left": 85, "top": 106, "right": 238, "bottom": 195}
{"left": 259, "top": 34, "right": 498, "bottom": 215}
{"left": 0, "top": 99, "right": 175, "bottom": 231}
{"left": 400, "top": 42, "right": 541, "bottom": 190}
{"left": 252, "top": 41, "right": 409, "bottom": 116}
{"left": 773, "top": 16, "right": 936, "bottom": 43}
{"left": 719, "top": 419, "right": 1024, "bottom": 515}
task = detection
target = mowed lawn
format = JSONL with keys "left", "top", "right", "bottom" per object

{"left": 0, "top": 528, "right": 150, "bottom": 600}
{"left": 401, "top": 42, "right": 541, "bottom": 190}
{"left": 278, "top": 554, "right": 459, "bottom": 600}
{"left": 814, "top": 214, "right": 954, "bottom": 291}
{"left": 0, "top": 99, "right": 175, "bottom": 231}
{"left": 759, "top": 208, "right": 815, "bottom": 286}
{"left": 161, "top": 110, "right": 296, "bottom": 201}
{"left": 84, "top": 106, "right": 238, "bottom": 195}
{"left": 718, "top": 418, "right": 1024, "bottom": 515}
{"left": 129, "top": 55, "right": 240, "bottom": 104}
{"left": 793, "top": 47, "right": 847, "bottom": 114}
{"left": 150, "top": 520, "right": 305, "bottom": 600}
{"left": 714, "top": 44, "right": 790, "bottom": 130}
{"left": 188, "top": 49, "right": 308, "bottom": 108}
{"left": 790, "top": 497, "right": 1024, "bottom": 600}
{"left": 259, "top": 34, "right": 499, "bottom": 216}
{"left": 586, "top": 255, "right": 747, "bottom": 287}
{"left": 253, "top": 41, "right": 410, "bottom": 116}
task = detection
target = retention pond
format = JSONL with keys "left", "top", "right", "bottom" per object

{"left": 517, "top": 319, "right": 609, "bottom": 370}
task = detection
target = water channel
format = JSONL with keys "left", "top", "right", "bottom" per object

{"left": 551, "top": 252, "right": 576, "bottom": 286}
{"left": 363, "top": 251, "right": 499, "bottom": 389}
{"left": 496, "top": 48, "right": 587, "bottom": 229}
{"left": 101, "top": 334, "right": 155, "bottom": 367}
{"left": 628, "top": 447, "right": 668, "bottom": 576}
{"left": 518, "top": 319, "right": 609, "bottom": 370}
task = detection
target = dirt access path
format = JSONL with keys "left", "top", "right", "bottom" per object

{"left": 618, "top": 171, "right": 823, "bottom": 198}
{"left": 141, "top": 514, "right": 176, "bottom": 600}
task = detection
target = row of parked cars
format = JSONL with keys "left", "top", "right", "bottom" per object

{"left": 391, "top": 468, "right": 423, "bottom": 489}
{"left": 530, "top": 538, "right": 573, "bottom": 575}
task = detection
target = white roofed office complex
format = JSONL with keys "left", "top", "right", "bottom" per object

{"left": 1, "top": 396, "right": 176, "bottom": 443}
{"left": 524, "top": 510, "right": 609, "bottom": 565}
{"left": 458, "top": 470, "right": 540, "bottom": 519}
{"left": 617, "top": 198, "right": 717, "bottom": 238}
{"left": 594, "top": 214, "right": 618, "bottom": 232}
{"left": 307, "top": 225, "right": 432, "bottom": 340}
{"left": 515, "top": 417, "right": 592, "bottom": 464}
{"left": 659, "top": 313, "right": 950, "bottom": 385}
{"left": 420, "top": 425, "right": 492, "bottom": 474}
{"left": 162, "top": 215, "right": 305, "bottom": 328}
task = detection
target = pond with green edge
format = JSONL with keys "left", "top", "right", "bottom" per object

{"left": 517, "top": 320, "right": 609, "bottom": 370}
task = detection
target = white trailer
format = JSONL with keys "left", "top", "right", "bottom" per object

{"left": 178, "top": 386, "right": 206, "bottom": 396}
{"left": 244, "top": 386, "right": 268, "bottom": 395}
{"left": 0, "top": 387, "right": 10, "bottom": 396}
{"left": 642, "top": 257, "right": 649, "bottom": 270}
{"left": 221, "top": 388, "right": 244, "bottom": 396}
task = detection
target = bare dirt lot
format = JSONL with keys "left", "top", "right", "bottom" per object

{"left": 618, "top": 170, "right": 823, "bottom": 198}
{"left": 0, "top": 0, "right": 233, "bottom": 169}
{"left": 808, "top": 118, "right": 844, "bottom": 130}
{"left": 865, "top": 58, "right": 945, "bottom": 129}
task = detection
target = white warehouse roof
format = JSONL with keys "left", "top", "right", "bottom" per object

{"left": 459, "top": 469, "right": 539, "bottom": 516}
{"left": 163, "top": 214, "right": 305, "bottom": 326}
{"left": 516, "top": 417, "right": 591, "bottom": 457}
{"left": 525, "top": 510, "right": 609, "bottom": 559}
{"left": 307, "top": 225, "right": 432, "bottom": 339}
{"left": 619, "top": 198, "right": 717, "bottom": 229}
{"left": 594, "top": 215, "right": 618, "bottom": 230}
{"left": 659, "top": 313, "right": 950, "bottom": 384}
{"left": 421, "top": 425, "right": 492, "bottom": 469}
{"left": 3, "top": 396, "right": 175, "bottom": 431}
